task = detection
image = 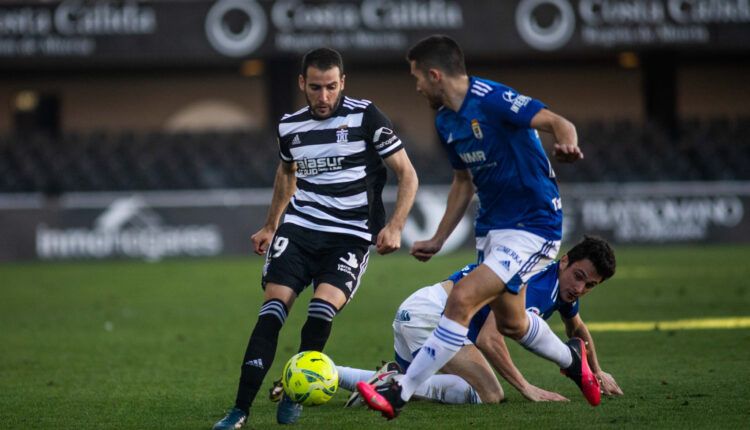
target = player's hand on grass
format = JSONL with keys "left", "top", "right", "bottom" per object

{"left": 597, "top": 371, "right": 623, "bottom": 396}
{"left": 376, "top": 224, "right": 402, "bottom": 255}
{"left": 410, "top": 238, "right": 443, "bottom": 262}
{"left": 553, "top": 142, "right": 584, "bottom": 163}
{"left": 251, "top": 226, "right": 276, "bottom": 255}
{"left": 520, "top": 384, "right": 569, "bottom": 402}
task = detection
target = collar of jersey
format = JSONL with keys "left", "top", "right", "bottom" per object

{"left": 455, "top": 76, "right": 478, "bottom": 116}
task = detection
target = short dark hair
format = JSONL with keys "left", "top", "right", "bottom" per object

{"left": 565, "top": 235, "right": 616, "bottom": 281}
{"left": 301, "top": 47, "right": 344, "bottom": 78}
{"left": 406, "top": 35, "right": 466, "bottom": 76}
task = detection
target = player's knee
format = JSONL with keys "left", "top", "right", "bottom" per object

{"left": 477, "top": 387, "right": 503, "bottom": 404}
{"left": 444, "top": 289, "right": 478, "bottom": 323}
{"left": 496, "top": 317, "right": 526, "bottom": 340}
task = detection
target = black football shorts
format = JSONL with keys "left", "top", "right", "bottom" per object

{"left": 261, "top": 223, "right": 371, "bottom": 301}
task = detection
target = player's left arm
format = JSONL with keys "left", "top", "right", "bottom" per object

{"left": 562, "top": 314, "right": 624, "bottom": 396}
{"left": 379, "top": 150, "right": 418, "bottom": 254}
{"left": 530, "top": 109, "right": 583, "bottom": 163}
{"left": 364, "top": 104, "right": 418, "bottom": 255}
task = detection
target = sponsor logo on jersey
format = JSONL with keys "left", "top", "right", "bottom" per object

{"left": 396, "top": 309, "right": 411, "bottom": 322}
{"left": 296, "top": 156, "right": 345, "bottom": 176}
{"left": 503, "top": 89, "right": 533, "bottom": 114}
{"left": 291, "top": 134, "right": 301, "bottom": 145}
{"left": 373, "top": 126, "right": 393, "bottom": 142}
{"left": 471, "top": 119, "right": 484, "bottom": 139}
{"left": 500, "top": 260, "right": 511, "bottom": 271}
{"left": 459, "top": 150, "right": 486, "bottom": 164}
{"left": 374, "top": 134, "right": 399, "bottom": 151}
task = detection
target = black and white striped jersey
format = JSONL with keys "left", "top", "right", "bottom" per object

{"left": 277, "top": 96, "right": 404, "bottom": 243}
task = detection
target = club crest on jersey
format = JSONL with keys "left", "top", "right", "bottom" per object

{"left": 336, "top": 126, "right": 349, "bottom": 143}
{"left": 471, "top": 119, "right": 484, "bottom": 140}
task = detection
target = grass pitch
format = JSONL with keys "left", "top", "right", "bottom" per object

{"left": 2, "top": 245, "right": 750, "bottom": 429}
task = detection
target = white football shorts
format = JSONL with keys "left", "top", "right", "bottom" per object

{"left": 476, "top": 229, "right": 560, "bottom": 294}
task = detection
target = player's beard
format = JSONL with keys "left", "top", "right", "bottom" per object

{"left": 423, "top": 86, "right": 444, "bottom": 110}
{"left": 307, "top": 93, "right": 342, "bottom": 119}
{"left": 427, "top": 94, "right": 443, "bottom": 110}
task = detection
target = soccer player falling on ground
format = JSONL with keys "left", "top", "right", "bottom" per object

{"left": 342, "top": 236, "right": 622, "bottom": 406}
{"left": 212, "top": 47, "right": 418, "bottom": 429}
{"left": 358, "top": 35, "right": 594, "bottom": 420}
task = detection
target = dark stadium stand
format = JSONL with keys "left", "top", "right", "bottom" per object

{"left": 1, "top": 118, "right": 748, "bottom": 193}
{"left": 0, "top": 130, "right": 279, "bottom": 193}
{"left": 552, "top": 117, "right": 750, "bottom": 183}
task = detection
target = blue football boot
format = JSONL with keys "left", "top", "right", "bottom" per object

{"left": 276, "top": 393, "right": 303, "bottom": 424}
{"left": 212, "top": 407, "right": 247, "bottom": 430}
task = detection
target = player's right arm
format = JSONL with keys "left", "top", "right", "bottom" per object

{"left": 410, "top": 169, "right": 473, "bottom": 261}
{"left": 482, "top": 83, "right": 582, "bottom": 163}
{"left": 529, "top": 109, "right": 583, "bottom": 163}
{"left": 562, "top": 313, "right": 623, "bottom": 396}
{"left": 251, "top": 160, "right": 297, "bottom": 255}
{"left": 476, "top": 310, "right": 568, "bottom": 402}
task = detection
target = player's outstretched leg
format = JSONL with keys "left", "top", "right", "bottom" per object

{"left": 345, "top": 361, "right": 402, "bottom": 407}
{"left": 359, "top": 315, "right": 468, "bottom": 419}
{"left": 560, "top": 337, "right": 601, "bottom": 406}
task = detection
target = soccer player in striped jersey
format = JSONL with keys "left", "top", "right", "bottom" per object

{"left": 358, "top": 35, "right": 594, "bottom": 420}
{"left": 213, "top": 48, "right": 418, "bottom": 429}
{"left": 342, "top": 236, "right": 621, "bottom": 406}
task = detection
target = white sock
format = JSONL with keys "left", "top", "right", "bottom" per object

{"left": 399, "top": 316, "right": 468, "bottom": 401}
{"left": 412, "top": 374, "right": 482, "bottom": 404}
{"left": 518, "top": 310, "right": 573, "bottom": 368}
{"left": 336, "top": 366, "right": 375, "bottom": 391}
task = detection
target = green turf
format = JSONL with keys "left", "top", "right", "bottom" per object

{"left": 2, "top": 245, "right": 750, "bottom": 429}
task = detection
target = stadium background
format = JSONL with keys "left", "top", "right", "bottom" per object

{"left": 1, "top": 0, "right": 749, "bottom": 261}
{"left": 1, "top": 1, "right": 749, "bottom": 428}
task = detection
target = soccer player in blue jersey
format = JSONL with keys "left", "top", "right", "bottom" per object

{"left": 345, "top": 236, "right": 621, "bottom": 406}
{"left": 358, "top": 35, "right": 593, "bottom": 419}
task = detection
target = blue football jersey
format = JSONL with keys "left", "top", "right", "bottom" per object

{"left": 444, "top": 262, "right": 579, "bottom": 343}
{"left": 435, "top": 77, "right": 562, "bottom": 240}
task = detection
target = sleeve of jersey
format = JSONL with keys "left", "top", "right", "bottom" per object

{"left": 559, "top": 300, "right": 580, "bottom": 319}
{"left": 364, "top": 104, "right": 404, "bottom": 158}
{"left": 482, "top": 85, "right": 547, "bottom": 128}
{"left": 277, "top": 127, "right": 293, "bottom": 163}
